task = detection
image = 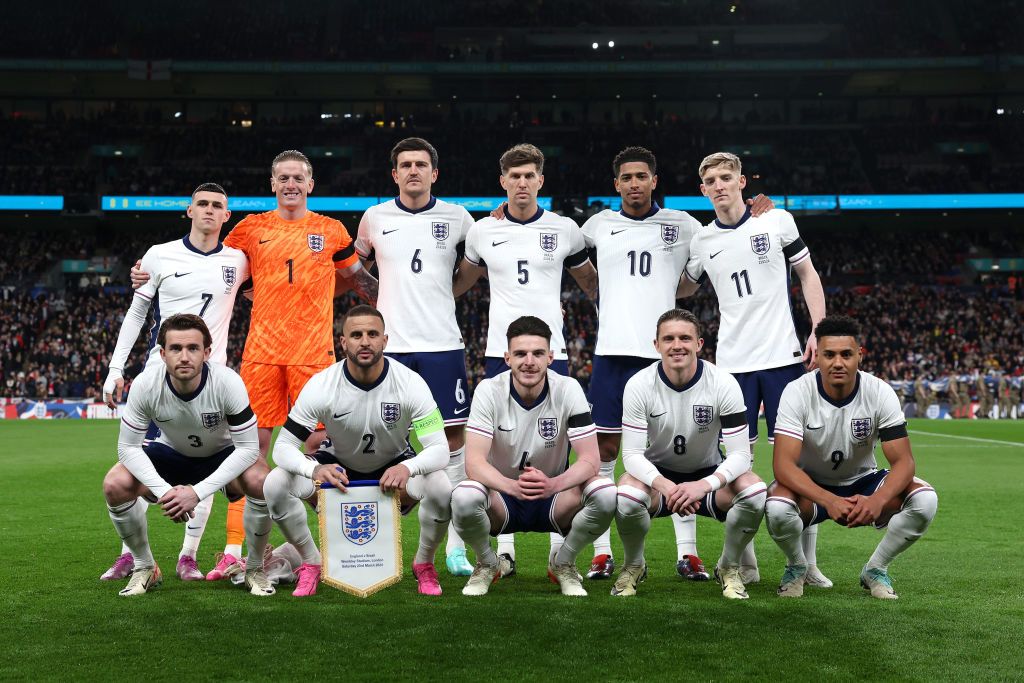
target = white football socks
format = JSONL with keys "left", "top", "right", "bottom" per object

{"left": 179, "top": 494, "right": 213, "bottom": 559}
{"left": 673, "top": 513, "right": 697, "bottom": 560}
{"left": 108, "top": 499, "right": 154, "bottom": 569}
{"left": 554, "top": 479, "right": 616, "bottom": 566}
{"left": 867, "top": 486, "right": 938, "bottom": 571}
{"left": 451, "top": 481, "right": 498, "bottom": 567}
{"left": 444, "top": 447, "right": 467, "bottom": 555}
{"left": 719, "top": 482, "right": 766, "bottom": 568}
{"left": 765, "top": 496, "right": 807, "bottom": 567}
{"left": 407, "top": 470, "right": 453, "bottom": 565}
{"left": 615, "top": 485, "right": 652, "bottom": 567}
{"left": 243, "top": 498, "right": 271, "bottom": 571}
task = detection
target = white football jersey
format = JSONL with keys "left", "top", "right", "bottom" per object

{"left": 774, "top": 370, "right": 907, "bottom": 486}
{"left": 355, "top": 197, "right": 474, "bottom": 352}
{"left": 465, "top": 208, "right": 589, "bottom": 360}
{"left": 283, "top": 359, "right": 438, "bottom": 473}
{"left": 132, "top": 237, "right": 249, "bottom": 368}
{"left": 621, "top": 359, "right": 747, "bottom": 472}
{"left": 120, "top": 362, "right": 256, "bottom": 458}
{"left": 685, "top": 208, "right": 809, "bottom": 373}
{"left": 582, "top": 206, "right": 701, "bottom": 357}
{"left": 465, "top": 370, "right": 596, "bottom": 479}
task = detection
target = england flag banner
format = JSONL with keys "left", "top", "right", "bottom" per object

{"left": 317, "top": 481, "right": 403, "bottom": 598}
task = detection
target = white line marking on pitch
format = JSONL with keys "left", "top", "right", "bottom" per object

{"left": 909, "top": 430, "right": 1024, "bottom": 448}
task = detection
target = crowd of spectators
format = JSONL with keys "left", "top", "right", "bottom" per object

{"left": 2, "top": 111, "right": 1021, "bottom": 200}
{"left": 2, "top": 222, "right": 1021, "bottom": 402}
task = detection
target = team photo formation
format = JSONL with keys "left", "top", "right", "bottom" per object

{"left": 100, "top": 138, "right": 937, "bottom": 602}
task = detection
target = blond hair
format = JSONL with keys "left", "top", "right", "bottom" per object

{"left": 698, "top": 152, "right": 741, "bottom": 181}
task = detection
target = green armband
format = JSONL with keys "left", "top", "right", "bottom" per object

{"left": 411, "top": 409, "right": 444, "bottom": 445}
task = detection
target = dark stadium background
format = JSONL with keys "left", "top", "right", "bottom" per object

{"left": 2, "top": 0, "right": 1021, "bottom": 415}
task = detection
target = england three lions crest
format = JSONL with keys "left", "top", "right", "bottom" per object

{"left": 540, "top": 233, "right": 558, "bottom": 253}
{"left": 432, "top": 222, "right": 450, "bottom": 241}
{"left": 750, "top": 233, "right": 770, "bottom": 255}
{"left": 661, "top": 224, "right": 678, "bottom": 245}
{"left": 693, "top": 405, "right": 714, "bottom": 426}
{"left": 342, "top": 502, "right": 378, "bottom": 546}
{"left": 221, "top": 266, "right": 237, "bottom": 287}
{"left": 538, "top": 417, "right": 558, "bottom": 440}
{"left": 381, "top": 402, "right": 401, "bottom": 425}
{"left": 201, "top": 412, "right": 221, "bottom": 430}
{"left": 307, "top": 233, "right": 325, "bottom": 253}
{"left": 851, "top": 417, "right": 872, "bottom": 441}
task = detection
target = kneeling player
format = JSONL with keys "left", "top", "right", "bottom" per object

{"left": 766, "top": 315, "right": 938, "bottom": 599}
{"left": 613, "top": 309, "right": 766, "bottom": 599}
{"left": 263, "top": 306, "right": 453, "bottom": 597}
{"left": 451, "top": 316, "right": 616, "bottom": 597}
{"left": 102, "top": 314, "right": 272, "bottom": 597}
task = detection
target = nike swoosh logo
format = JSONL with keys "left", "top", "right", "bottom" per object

{"left": 806, "top": 425, "right": 824, "bottom": 430}
{"left": 649, "top": 411, "right": 667, "bottom": 418}
{"left": 186, "top": 526, "right": 203, "bottom": 531}
{"left": 333, "top": 412, "right": 352, "bottom": 419}
{"left": 492, "top": 240, "right": 509, "bottom": 247}
{"left": 610, "top": 229, "right": 627, "bottom": 235}
{"left": 453, "top": 407, "right": 469, "bottom": 415}
{"left": 497, "top": 425, "right": 513, "bottom": 432}
{"left": 155, "top": 417, "right": 172, "bottom": 423}
{"left": 383, "top": 229, "right": 399, "bottom": 235}
{"left": 710, "top": 250, "right": 724, "bottom": 259}
{"left": 254, "top": 530, "right": 271, "bottom": 537}
{"left": 259, "top": 238, "right": 273, "bottom": 244}
{"left": 173, "top": 272, "right": 191, "bottom": 278}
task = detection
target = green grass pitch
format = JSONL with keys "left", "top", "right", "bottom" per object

{"left": 1, "top": 419, "right": 1022, "bottom": 681}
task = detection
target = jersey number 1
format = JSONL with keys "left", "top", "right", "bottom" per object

{"left": 730, "top": 270, "right": 752, "bottom": 297}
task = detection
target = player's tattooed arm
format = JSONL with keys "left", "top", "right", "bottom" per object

{"left": 675, "top": 275, "right": 701, "bottom": 299}
{"left": 339, "top": 265, "right": 379, "bottom": 305}
{"left": 569, "top": 262, "right": 599, "bottom": 301}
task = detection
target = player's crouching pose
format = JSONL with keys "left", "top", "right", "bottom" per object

{"left": 102, "top": 314, "right": 272, "bottom": 597}
{"left": 766, "top": 315, "right": 938, "bottom": 599}
{"left": 262, "top": 306, "right": 453, "bottom": 597}
{"left": 451, "top": 316, "right": 616, "bottom": 597}
{"left": 613, "top": 309, "right": 766, "bottom": 599}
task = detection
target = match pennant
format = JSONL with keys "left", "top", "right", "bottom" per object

{"left": 317, "top": 481, "right": 403, "bottom": 598}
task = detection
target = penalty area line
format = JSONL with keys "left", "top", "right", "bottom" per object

{"left": 908, "top": 429, "right": 1024, "bottom": 448}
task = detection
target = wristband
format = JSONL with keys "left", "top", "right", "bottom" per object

{"left": 701, "top": 474, "right": 723, "bottom": 492}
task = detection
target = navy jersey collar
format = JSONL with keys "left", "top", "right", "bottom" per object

{"left": 817, "top": 371, "right": 861, "bottom": 408}
{"left": 714, "top": 206, "right": 752, "bottom": 230}
{"left": 658, "top": 359, "right": 704, "bottom": 392}
{"left": 166, "top": 362, "right": 209, "bottom": 402}
{"left": 505, "top": 206, "right": 544, "bottom": 225}
{"left": 510, "top": 373, "right": 550, "bottom": 409}
{"left": 183, "top": 235, "right": 224, "bottom": 255}
{"left": 619, "top": 202, "right": 661, "bottom": 221}
{"left": 344, "top": 358, "right": 390, "bottom": 392}
{"left": 395, "top": 195, "right": 437, "bottom": 214}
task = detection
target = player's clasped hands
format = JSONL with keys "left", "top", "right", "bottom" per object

{"left": 844, "top": 494, "right": 885, "bottom": 528}
{"left": 824, "top": 495, "right": 856, "bottom": 526}
{"left": 158, "top": 485, "right": 200, "bottom": 523}
{"left": 663, "top": 481, "right": 706, "bottom": 515}
{"left": 312, "top": 464, "right": 349, "bottom": 491}
{"left": 515, "top": 466, "right": 556, "bottom": 500}
{"left": 378, "top": 463, "right": 411, "bottom": 493}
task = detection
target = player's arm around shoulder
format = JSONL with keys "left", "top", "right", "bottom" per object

{"left": 453, "top": 220, "right": 487, "bottom": 297}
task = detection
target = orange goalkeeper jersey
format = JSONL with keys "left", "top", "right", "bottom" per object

{"left": 224, "top": 210, "right": 358, "bottom": 365}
